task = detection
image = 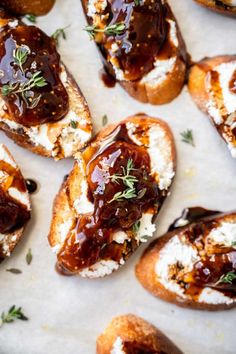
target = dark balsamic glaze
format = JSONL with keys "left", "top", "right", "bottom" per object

{"left": 168, "top": 208, "right": 236, "bottom": 300}
{"left": 58, "top": 121, "right": 165, "bottom": 274}
{"left": 0, "top": 160, "right": 30, "bottom": 233}
{"left": 100, "top": 67, "right": 116, "bottom": 88}
{"left": 123, "top": 341, "right": 166, "bottom": 354}
{"left": 0, "top": 19, "right": 69, "bottom": 126}
{"left": 25, "top": 178, "right": 37, "bottom": 194}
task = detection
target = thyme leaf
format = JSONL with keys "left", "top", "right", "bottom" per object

{"left": 84, "top": 22, "right": 126, "bottom": 39}
{"left": 25, "top": 14, "right": 37, "bottom": 23}
{"left": 52, "top": 27, "right": 68, "bottom": 46}
{"left": 6, "top": 268, "right": 22, "bottom": 274}
{"left": 0, "top": 306, "right": 28, "bottom": 327}
{"left": 180, "top": 129, "right": 195, "bottom": 147}
{"left": 70, "top": 120, "right": 77, "bottom": 129}
{"left": 215, "top": 271, "right": 236, "bottom": 286}
{"left": 13, "top": 45, "right": 30, "bottom": 73}
{"left": 102, "top": 114, "right": 108, "bottom": 126}
{"left": 26, "top": 248, "right": 32, "bottom": 265}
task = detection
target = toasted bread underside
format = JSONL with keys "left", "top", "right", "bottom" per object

{"left": 48, "top": 114, "right": 176, "bottom": 277}
{"left": 0, "top": 144, "right": 30, "bottom": 263}
{"left": 0, "top": 65, "right": 92, "bottom": 160}
{"left": 96, "top": 314, "right": 183, "bottom": 354}
{"left": 194, "top": 0, "right": 236, "bottom": 16}
{"left": 82, "top": 0, "right": 187, "bottom": 105}
{"left": 0, "top": 0, "right": 56, "bottom": 16}
{"left": 188, "top": 55, "right": 236, "bottom": 158}
{"left": 136, "top": 211, "right": 236, "bottom": 311}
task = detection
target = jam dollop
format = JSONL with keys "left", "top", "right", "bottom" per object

{"left": 58, "top": 122, "right": 165, "bottom": 273}
{"left": 0, "top": 160, "right": 30, "bottom": 234}
{"left": 122, "top": 341, "right": 167, "bottom": 354}
{"left": 94, "top": 0, "right": 168, "bottom": 81}
{"left": 0, "top": 21, "right": 69, "bottom": 126}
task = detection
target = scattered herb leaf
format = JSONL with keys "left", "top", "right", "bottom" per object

{"left": 6, "top": 268, "right": 22, "bottom": 274}
{"left": 180, "top": 129, "right": 195, "bottom": 147}
{"left": 134, "top": 0, "right": 141, "bottom": 5}
{"left": 109, "top": 188, "right": 137, "bottom": 203}
{"left": 25, "top": 14, "right": 37, "bottom": 23}
{"left": 232, "top": 241, "right": 236, "bottom": 248}
{"left": 215, "top": 271, "right": 236, "bottom": 285}
{"left": 137, "top": 188, "right": 147, "bottom": 199}
{"left": 132, "top": 220, "right": 141, "bottom": 234}
{"left": 52, "top": 26, "right": 69, "bottom": 46}
{"left": 0, "top": 306, "right": 28, "bottom": 327}
{"left": 26, "top": 248, "right": 32, "bottom": 265}
{"left": 13, "top": 45, "right": 30, "bottom": 73}
{"left": 70, "top": 120, "right": 77, "bottom": 129}
{"left": 84, "top": 22, "right": 126, "bottom": 39}
{"left": 102, "top": 114, "right": 108, "bottom": 126}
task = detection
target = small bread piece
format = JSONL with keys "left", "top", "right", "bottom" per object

{"left": 96, "top": 314, "right": 183, "bottom": 354}
{"left": 136, "top": 208, "right": 236, "bottom": 311}
{"left": 188, "top": 55, "right": 236, "bottom": 158}
{"left": 194, "top": 0, "right": 236, "bottom": 17}
{"left": 82, "top": 0, "right": 187, "bottom": 105}
{"left": 0, "top": 14, "right": 92, "bottom": 160}
{"left": 0, "top": 0, "right": 55, "bottom": 16}
{"left": 0, "top": 144, "right": 31, "bottom": 262}
{"left": 48, "top": 114, "right": 176, "bottom": 278}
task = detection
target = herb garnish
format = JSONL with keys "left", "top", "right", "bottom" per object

{"left": 180, "top": 129, "right": 195, "bottom": 147}
{"left": 134, "top": 0, "right": 141, "bottom": 5}
{"left": 0, "top": 306, "right": 28, "bottom": 327}
{"left": 26, "top": 248, "right": 33, "bottom": 265}
{"left": 13, "top": 46, "right": 30, "bottom": 73}
{"left": 215, "top": 271, "right": 236, "bottom": 286}
{"left": 132, "top": 220, "right": 141, "bottom": 234}
{"left": 25, "top": 14, "right": 37, "bottom": 23}
{"left": 70, "top": 120, "right": 77, "bottom": 129}
{"left": 6, "top": 268, "right": 22, "bottom": 274}
{"left": 232, "top": 241, "right": 236, "bottom": 248}
{"left": 102, "top": 114, "right": 108, "bottom": 126}
{"left": 52, "top": 27, "right": 68, "bottom": 46}
{"left": 84, "top": 22, "right": 126, "bottom": 39}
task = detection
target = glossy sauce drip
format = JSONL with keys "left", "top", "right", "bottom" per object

{"left": 123, "top": 341, "right": 166, "bottom": 354}
{"left": 100, "top": 67, "right": 116, "bottom": 88}
{"left": 58, "top": 123, "right": 163, "bottom": 273}
{"left": 25, "top": 178, "right": 37, "bottom": 194}
{"left": 0, "top": 22, "right": 69, "bottom": 126}
{"left": 0, "top": 160, "right": 30, "bottom": 233}
{"left": 99, "top": 0, "right": 168, "bottom": 81}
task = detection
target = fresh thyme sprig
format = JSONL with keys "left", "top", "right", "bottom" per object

{"left": 215, "top": 271, "right": 236, "bottom": 286}
{"left": 180, "top": 129, "right": 195, "bottom": 147}
{"left": 25, "top": 14, "right": 37, "bottom": 23}
{"left": 109, "top": 188, "right": 137, "bottom": 203}
{"left": 13, "top": 45, "right": 30, "bottom": 73}
{"left": 84, "top": 22, "right": 126, "bottom": 39}
{"left": 52, "top": 26, "right": 69, "bottom": 46}
{"left": 0, "top": 306, "right": 28, "bottom": 327}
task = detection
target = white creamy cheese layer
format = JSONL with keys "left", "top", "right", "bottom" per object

{"left": 155, "top": 235, "right": 200, "bottom": 298}
{"left": 207, "top": 221, "right": 236, "bottom": 247}
{"left": 73, "top": 180, "right": 94, "bottom": 214}
{"left": 221, "top": 0, "right": 236, "bottom": 6}
{"left": 111, "top": 337, "right": 126, "bottom": 354}
{"left": 79, "top": 259, "right": 121, "bottom": 278}
{"left": 198, "top": 288, "right": 234, "bottom": 305}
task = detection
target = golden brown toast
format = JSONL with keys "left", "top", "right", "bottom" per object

{"left": 136, "top": 208, "right": 236, "bottom": 311}
{"left": 82, "top": 0, "right": 187, "bottom": 105}
{"left": 188, "top": 55, "right": 236, "bottom": 158}
{"left": 96, "top": 314, "right": 183, "bottom": 354}
{"left": 0, "top": 144, "right": 31, "bottom": 262}
{"left": 0, "top": 0, "right": 55, "bottom": 16}
{"left": 194, "top": 0, "right": 236, "bottom": 17}
{"left": 48, "top": 114, "right": 176, "bottom": 278}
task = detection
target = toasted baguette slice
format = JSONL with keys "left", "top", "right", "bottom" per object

{"left": 0, "top": 0, "right": 55, "bottom": 16}
{"left": 96, "top": 314, "right": 183, "bottom": 354}
{"left": 0, "top": 15, "right": 92, "bottom": 160}
{"left": 82, "top": 0, "right": 187, "bottom": 105}
{"left": 194, "top": 0, "right": 236, "bottom": 17}
{"left": 0, "top": 144, "right": 31, "bottom": 262}
{"left": 48, "top": 114, "right": 176, "bottom": 278}
{"left": 136, "top": 208, "right": 236, "bottom": 311}
{"left": 188, "top": 55, "right": 236, "bottom": 158}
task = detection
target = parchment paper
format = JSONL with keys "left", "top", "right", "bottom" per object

{"left": 0, "top": 0, "right": 236, "bottom": 353}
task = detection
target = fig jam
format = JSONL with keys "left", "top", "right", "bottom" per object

{"left": 58, "top": 121, "right": 165, "bottom": 273}
{"left": 122, "top": 341, "right": 166, "bottom": 354}
{"left": 0, "top": 20, "right": 69, "bottom": 126}
{"left": 0, "top": 160, "right": 30, "bottom": 233}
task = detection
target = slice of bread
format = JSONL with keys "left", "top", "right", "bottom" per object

{"left": 188, "top": 55, "right": 236, "bottom": 158}
{"left": 0, "top": 15, "right": 92, "bottom": 160}
{"left": 0, "top": 0, "right": 56, "bottom": 16}
{"left": 194, "top": 0, "right": 236, "bottom": 17}
{"left": 0, "top": 144, "right": 31, "bottom": 262}
{"left": 96, "top": 314, "right": 183, "bottom": 354}
{"left": 82, "top": 0, "right": 187, "bottom": 105}
{"left": 136, "top": 210, "right": 236, "bottom": 311}
{"left": 48, "top": 114, "right": 176, "bottom": 278}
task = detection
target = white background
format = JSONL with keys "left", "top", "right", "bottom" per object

{"left": 0, "top": 0, "right": 236, "bottom": 353}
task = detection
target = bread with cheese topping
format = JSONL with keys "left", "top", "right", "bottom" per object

{"left": 188, "top": 55, "right": 236, "bottom": 158}
{"left": 96, "top": 314, "right": 183, "bottom": 354}
{"left": 194, "top": 0, "right": 236, "bottom": 17}
{"left": 0, "top": 0, "right": 55, "bottom": 16}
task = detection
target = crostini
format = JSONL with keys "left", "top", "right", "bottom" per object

{"left": 0, "top": 10, "right": 92, "bottom": 160}
{"left": 0, "top": 144, "right": 31, "bottom": 262}
{"left": 136, "top": 207, "right": 236, "bottom": 311}
{"left": 188, "top": 55, "right": 236, "bottom": 158}
{"left": 82, "top": 0, "right": 188, "bottom": 105}
{"left": 0, "top": 0, "right": 55, "bottom": 16}
{"left": 96, "top": 314, "right": 183, "bottom": 354}
{"left": 48, "top": 114, "right": 176, "bottom": 278}
{"left": 194, "top": 0, "right": 236, "bottom": 17}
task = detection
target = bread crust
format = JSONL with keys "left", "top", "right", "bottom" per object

{"left": 0, "top": 0, "right": 55, "bottom": 16}
{"left": 0, "top": 144, "right": 31, "bottom": 263}
{"left": 48, "top": 114, "right": 176, "bottom": 277}
{"left": 194, "top": 0, "right": 236, "bottom": 17}
{"left": 136, "top": 211, "right": 236, "bottom": 311}
{"left": 82, "top": 0, "right": 187, "bottom": 105}
{"left": 96, "top": 314, "right": 183, "bottom": 354}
